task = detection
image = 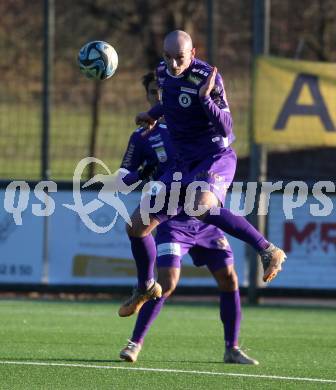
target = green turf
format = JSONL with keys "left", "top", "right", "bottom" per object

{"left": 0, "top": 299, "right": 335, "bottom": 389}
{"left": 0, "top": 104, "right": 138, "bottom": 180}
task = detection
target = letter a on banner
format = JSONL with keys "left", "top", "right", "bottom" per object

{"left": 274, "top": 73, "right": 335, "bottom": 131}
{"left": 253, "top": 56, "right": 336, "bottom": 146}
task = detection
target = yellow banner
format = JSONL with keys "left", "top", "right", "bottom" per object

{"left": 253, "top": 56, "right": 336, "bottom": 145}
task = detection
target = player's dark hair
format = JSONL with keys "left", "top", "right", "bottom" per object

{"left": 142, "top": 72, "right": 156, "bottom": 93}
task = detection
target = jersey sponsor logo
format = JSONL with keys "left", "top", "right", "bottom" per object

{"left": 151, "top": 141, "right": 164, "bottom": 148}
{"left": 191, "top": 68, "right": 209, "bottom": 76}
{"left": 149, "top": 134, "right": 162, "bottom": 142}
{"left": 154, "top": 146, "right": 168, "bottom": 162}
{"left": 187, "top": 74, "right": 202, "bottom": 86}
{"left": 178, "top": 93, "right": 192, "bottom": 107}
{"left": 157, "top": 242, "right": 181, "bottom": 257}
{"left": 180, "top": 86, "right": 197, "bottom": 94}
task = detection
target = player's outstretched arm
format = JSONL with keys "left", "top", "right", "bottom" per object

{"left": 120, "top": 130, "right": 158, "bottom": 185}
{"left": 199, "top": 67, "right": 233, "bottom": 137}
{"left": 135, "top": 100, "right": 164, "bottom": 130}
{"left": 135, "top": 103, "right": 164, "bottom": 135}
{"left": 120, "top": 132, "right": 146, "bottom": 186}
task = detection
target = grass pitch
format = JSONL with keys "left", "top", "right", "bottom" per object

{"left": 0, "top": 299, "right": 335, "bottom": 389}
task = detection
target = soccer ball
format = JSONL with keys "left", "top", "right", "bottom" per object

{"left": 78, "top": 41, "right": 118, "bottom": 80}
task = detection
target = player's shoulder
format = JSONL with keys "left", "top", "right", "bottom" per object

{"left": 152, "top": 122, "right": 168, "bottom": 138}
{"left": 190, "top": 58, "right": 220, "bottom": 80}
{"left": 187, "top": 58, "right": 218, "bottom": 86}
{"left": 142, "top": 122, "right": 167, "bottom": 140}
{"left": 156, "top": 61, "right": 167, "bottom": 85}
{"left": 191, "top": 58, "right": 212, "bottom": 75}
{"left": 156, "top": 61, "right": 166, "bottom": 75}
{"left": 132, "top": 122, "right": 165, "bottom": 141}
{"left": 191, "top": 58, "right": 224, "bottom": 83}
{"left": 130, "top": 127, "right": 147, "bottom": 140}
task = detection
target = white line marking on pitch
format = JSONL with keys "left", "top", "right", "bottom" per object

{"left": 0, "top": 360, "right": 335, "bottom": 384}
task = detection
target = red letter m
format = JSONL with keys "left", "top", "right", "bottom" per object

{"left": 284, "top": 222, "right": 317, "bottom": 252}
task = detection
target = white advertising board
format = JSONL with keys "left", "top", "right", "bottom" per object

{"left": 48, "top": 190, "right": 247, "bottom": 286}
{"left": 0, "top": 188, "right": 44, "bottom": 283}
{"left": 267, "top": 194, "right": 336, "bottom": 289}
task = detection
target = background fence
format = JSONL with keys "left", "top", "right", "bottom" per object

{"left": 1, "top": 0, "right": 335, "bottom": 181}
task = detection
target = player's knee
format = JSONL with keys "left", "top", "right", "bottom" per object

{"left": 217, "top": 267, "right": 238, "bottom": 291}
{"left": 187, "top": 202, "right": 212, "bottom": 221}
{"left": 192, "top": 192, "right": 219, "bottom": 221}
{"left": 125, "top": 222, "right": 145, "bottom": 237}
{"left": 160, "top": 278, "right": 177, "bottom": 298}
{"left": 194, "top": 209, "right": 210, "bottom": 221}
{"left": 126, "top": 219, "right": 154, "bottom": 237}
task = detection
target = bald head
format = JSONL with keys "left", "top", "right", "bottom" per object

{"left": 164, "top": 30, "right": 193, "bottom": 53}
{"left": 163, "top": 30, "right": 195, "bottom": 76}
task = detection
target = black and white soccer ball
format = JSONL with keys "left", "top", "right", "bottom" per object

{"left": 78, "top": 41, "right": 118, "bottom": 80}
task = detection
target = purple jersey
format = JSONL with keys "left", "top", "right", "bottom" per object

{"left": 148, "top": 58, "right": 235, "bottom": 163}
{"left": 120, "top": 122, "right": 174, "bottom": 184}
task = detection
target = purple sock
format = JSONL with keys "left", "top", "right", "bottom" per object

{"left": 220, "top": 290, "right": 241, "bottom": 349}
{"left": 204, "top": 208, "right": 269, "bottom": 252}
{"left": 130, "top": 235, "right": 157, "bottom": 290}
{"left": 131, "top": 297, "right": 166, "bottom": 344}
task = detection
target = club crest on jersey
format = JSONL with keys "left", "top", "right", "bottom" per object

{"left": 154, "top": 146, "right": 168, "bottom": 162}
{"left": 178, "top": 93, "right": 192, "bottom": 108}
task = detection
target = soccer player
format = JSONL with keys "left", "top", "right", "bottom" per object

{"left": 120, "top": 30, "right": 286, "bottom": 317}
{"left": 119, "top": 72, "right": 258, "bottom": 364}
